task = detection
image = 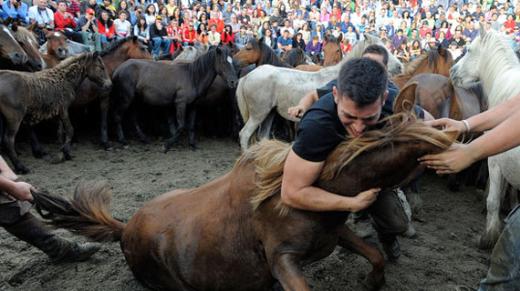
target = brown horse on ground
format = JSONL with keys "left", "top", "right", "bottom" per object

{"left": 0, "top": 23, "right": 30, "bottom": 70}
{"left": 32, "top": 114, "right": 456, "bottom": 291}
{"left": 41, "top": 31, "right": 68, "bottom": 68}
{"left": 392, "top": 46, "right": 454, "bottom": 89}
{"left": 0, "top": 52, "right": 111, "bottom": 173}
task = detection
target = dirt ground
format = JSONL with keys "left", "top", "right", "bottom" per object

{"left": 0, "top": 137, "right": 491, "bottom": 291}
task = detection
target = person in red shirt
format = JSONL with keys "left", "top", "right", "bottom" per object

{"left": 54, "top": 0, "right": 82, "bottom": 42}
{"left": 97, "top": 9, "right": 115, "bottom": 47}
{"left": 504, "top": 14, "right": 516, "bottom": 34}
{"left": 220, "top": 24, "right": 234, "bottom": 44}
{"left": 183, "top": 22, "right": 197, "bottom": 45}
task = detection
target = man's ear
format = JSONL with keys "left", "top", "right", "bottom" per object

{"left": 332, "top": 86, "right": 339, "bottom": 104}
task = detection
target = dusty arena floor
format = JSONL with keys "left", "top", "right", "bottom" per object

{"left": 0, "top": 137, "right": 490, "bottom": 291}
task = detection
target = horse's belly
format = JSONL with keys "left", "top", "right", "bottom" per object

{"left": 493, "top": 148, "right": 520, "bottom": 188}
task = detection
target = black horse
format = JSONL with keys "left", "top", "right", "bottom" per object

{"left": 111, "top": 46, "right": 238, "bottom": 151}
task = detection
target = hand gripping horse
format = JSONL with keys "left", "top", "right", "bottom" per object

{"left": 31, "top": 114, "right": 456, "bottom": 291}
{"left": 450, "top": 24, "right": 520, "bottom": 249}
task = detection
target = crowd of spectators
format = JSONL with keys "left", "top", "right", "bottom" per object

{"left": 1, "top": 0, "right": 520, "bottom": 60}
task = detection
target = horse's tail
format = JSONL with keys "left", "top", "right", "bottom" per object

{"left": 32, "top": 181, "right": 125, "bottom": 242}
{"left": 236, "top": 76, "right": 249, "bottom": 123}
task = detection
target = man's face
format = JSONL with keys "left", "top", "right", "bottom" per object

{"left": 39, "top": 0, "right": 47, "bottom": 8}
{"left": 333, "top": 87, "right": 387, "bottom": 137}
{"left": 58, "top": 2, "right": 67, "bottom": 11}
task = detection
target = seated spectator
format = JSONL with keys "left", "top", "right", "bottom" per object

{"left": 166, "top": 20, "right": 181, "bottom": 51}
{"left": 220, "top": 24, "right": 234, "bottom": 45}
{"left": 54, "top": 0, "right": 82, "bottom": 42}
{"left": 305, "top": 35, "right": 322, "bottom": 56}
{"left": 409, "top": 39, "right": 422, "bottom": 60}
{"left": 2, "top": 0, "right": 28, "bottom": 24}
{"left": 100, "top": 0, "right": 116, "bottom": 19}
{"left": 133, "top": 16, "right": 150, "bottom": 45}
{"left": 340, "top": 37, "right": 352, "bottom": 54}
{"left": 97, "top": 9, "right": 116, "bottom": 47}
{"left": 28, "top": 0, "right": 55, "bottom": 44}
{"left": 114, "top": 10, "right": 131, "bottom": 39}
{"left": 182, "top": 22, "right": 197, "bottom": 46}
{"left": 150, "top": 15, "right": 170, "bottom": 58}
{"left": 78, "top": 7, "right": 102, "bottom": 51}
{"left": 277, "top": 29, "right": 292, "bottom": 54}
{"left": 391, "top": 29, "right": 407, "bottom": 51}
{"left": 80, "top": 0, "right": 99, "bottom": 16}
{"left": 263, "top": 28, "right": 276, "bottom": 49}
{"left": 197, "top": 22, "right": 209, "bottom": 46}
{"left": 234, "top": 25, "right": 249, "bottom": 49}
{"left": 207, "top": 23, "right": 221, "bottom": 46}
{"left": 292, "top": 32, "right": 305, "bottom": 50}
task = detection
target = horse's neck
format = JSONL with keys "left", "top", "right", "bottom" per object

{"left": 189, "top": 57, "right": 217, "bottom": 95}
{"left": 102, "top": 49, "right": 128, "bottom": 76}
{"left": 260, "top": 50, "right": 290, "bottom": 68}
{"left": 317, "top": 59, "right": 345, "bottom": 80}
{"left": 53, "top": 60, "right": 87, "bottom": 90}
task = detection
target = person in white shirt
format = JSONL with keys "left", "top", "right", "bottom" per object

{"left": 114, "top": 10, "right": 131, "bottom": 39}
{"left": 28, "top": 0, "right": 54, "bottom": 44}
{"left": 207, "top": 23, "right": 221, "bottom": 46}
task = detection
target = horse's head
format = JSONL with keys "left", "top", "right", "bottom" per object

{"left": 0, "top": 24, "right": 29, "bottom": 66}
{"left": 234, "top": 38, "right": 261, "bottom": 66}
{"left": 450, "top": 23, "right": 487, "bottom": 89}
{"left": 125, "top": 36, "right": 152, "bottom": 60}
{"left": 322, "top": 37, "right": 342, "bottom": 66}
{"left": 318, "top": 115, "right": 458, "bottom": 196}
{"left": 11, "top": 24, "right": 44, "bottom": 71}
{"left": 85, "top": 52, "right": 112, "bottom": 91}
{"left": 46, "top": 31, "right": 68, "bottom": 60}
{"left": 214, "top": 47, "right": 238, "bottom": 88}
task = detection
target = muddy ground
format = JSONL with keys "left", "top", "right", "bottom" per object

{"left": 0, "top": 137, "right": 491, "bottom": 291}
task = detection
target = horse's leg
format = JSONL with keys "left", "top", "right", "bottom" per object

{"left": 130, "top": 106, "right": 149, "bottom": 144}
{"left": 480, "top": 157, "right": 507, "bottom": 249}
{"left": 239, "top": 108, "right": 271, "bottom": 151}
{"left": 164, "top": 102, "right": 186, "bottom": 153}
{"left": 271, "top": 254, "right": 310, "bottom": 291}
{"left": 186, "top": 106, "right": 197, "bottom": 150}
{"left": 29, "top": 127, "right": 48, "bottom": 159}
{"left": 58, "top": 109, "right": 74, "bottom": 161}
{"left": 337, "top": 225, "right": 385, "bottom": 290}
{"left": 2, "top": 113, "right": 28, "bottom": 174}
{"left": 99, "top": 96, "right": 110, "bottom": 150}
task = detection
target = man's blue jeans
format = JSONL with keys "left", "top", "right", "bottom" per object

{"left": 479, "top": 205, "right": 520, "bottom": 291}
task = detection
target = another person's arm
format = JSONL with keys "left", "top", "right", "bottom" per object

{"left": 420, "top": 93, "right": 520, "bottom": 173}
{"left": 287, "top": 89, "right": 319, "bottom": 118}
{"left": 0, "top": 156, "right": 17, "bottom": 181}
{"left": 281, "top": 149, "right": 379, "bottom": 212}
{"left": 0, "top": 175, "right": 33, "bottom": 201}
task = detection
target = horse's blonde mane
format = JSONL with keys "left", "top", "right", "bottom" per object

{"left": 244, "top": 114, "right": 454, "bottom": 215}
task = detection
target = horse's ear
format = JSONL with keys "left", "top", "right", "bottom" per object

{"left": 92, "top": 51, "right": 99, "bottom": 59}
{"left": 393, "top": 81, "right": 418, "bottom": 114}
{"left": 479, "top": 22, "right": 486, "bottom": 38}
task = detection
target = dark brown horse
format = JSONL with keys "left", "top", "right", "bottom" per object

{"left": 0, "top": 52, "right": 111, "bottom": 173}
{"left": 392, "top": 46, "right": 454, "bottom": 89}
{"left": 32, "top": 115, "right": 456, "bottom": 291}
{"left": 234, "top": 37, "right": 294, "bottom": 67}
{"left": 10, "top": 23, "right": 44, "bottom": 71}
{"left": 112, "top": 46, "right": 238, "bottom": 151}
{"left": 41, "top": 31, "right": 68, "bottom": 68}
{"left": 0, "top": 24, "right": 30, "bottom": 70}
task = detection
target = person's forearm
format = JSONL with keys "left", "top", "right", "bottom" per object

{"left": 467, "top": 93, "right": 520, "bottom": 132}
{"left": 282, "top": 186, "right": 357, "bottom": 212}
{"left": 0, "top": 156, "right": 17, "bottom": 180}
{"left": 0, "top": 175, "right": 17, "bottom": 196}
{"left": 298, "top": 90, "right": 319, "bottom": 110}
{"left": 468, "top": 108, "right": 520, "bottom": 160}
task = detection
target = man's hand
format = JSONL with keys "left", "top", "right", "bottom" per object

{"left": 9, "top": 181, "right": 34, "bottom": 202}
{"left": 425, "top": 118, "right": 466, "bottom": 133}
{"left": 287, "top": 105, "right": 305, "bottom": 119}
{"left": 350, "top": 188, "right": 380, "bottom": 212}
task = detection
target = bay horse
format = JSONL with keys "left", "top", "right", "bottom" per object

{"left": 236, "top": 34, "right": 402, "bottom": 151}
{"left": 450, "top": 24, "right": 520, "bottom": 249}
{"left": 295, "top": 35, "right": 343, "bottom": 71}
{"left": 41, "top": 31, "right": 68, "bottom": 68}
{"left": 234, "top": 37, "right": 295, "bottom": 68}
{"left": 31, "top": 114, "right": 457, "bottom": 291}
{"left": 0, "top": 52, "right": 111, "bottom": 173}
{"left": 72, "top": 37, "right": 151, "bottom": 149}
{"left": 0, "top": 24, "right": 30, "bottom": 70}
{"left": 280, "top": 47, "right": 308, "bottom": 67}
{"left": 10, "top": 22, "right": 45, "bottom": 71}
{"left": 392, "top": 46, "right": 453, "bottom": 89}
{"left": 111, "top": 46, "right": 238, "bottom": 151}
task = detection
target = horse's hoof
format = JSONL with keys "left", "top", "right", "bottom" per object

{"left": 101, "top": 142, "right": 112, "bottom": 151}
{"left": 64, "top": 152, "right": 72, "bottom": 161}
{"left": 189, "top": 144, "right": 198, "bottom": 151}
{"left": 139, "top": 137, "right": 151, "bottom": 144}
{"left": 15, "top": 165, "right": 30, "bottom": 175}
{"left": 359, "top": 272, "right": 385, "bottom": 291}
{"left": 51, "top": 153, "right": 66, "bottom": 164}
{"left": 32, "top": 150, "right": 48, "bottom": 159}
{"left": 479, "top": 229, "right": 501, "bottom": 250}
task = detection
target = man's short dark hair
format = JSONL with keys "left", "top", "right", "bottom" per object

{"left": 362, "top": 44, "right": 389, "bottom": 66}
{"left": 337, "top": 58, "right": 388, "bottom": 106}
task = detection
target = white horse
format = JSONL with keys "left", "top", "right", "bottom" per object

{"left": 450, "top": 25, "right": 520, "bottom": 249}
{"left": 237, "top": 34, "right": 403, "bottom": 150}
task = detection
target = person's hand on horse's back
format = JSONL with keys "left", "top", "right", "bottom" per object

{"left": 425, "top": 118, "right": 466, "bottom": 134}
{"left": 288, "top": 105, "right": 305, "bottom": 119}
{"left": 350, "top": 188, "right": 380, "bottom": 212}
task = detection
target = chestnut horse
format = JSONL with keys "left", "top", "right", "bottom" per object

{"left": 392, "top": 46, "right": 454, "bottom": 89}
{"left": 32, "top": 115, "right": 456, "bottom": 291}
{"left": 41, "top": 31, "right": 68, "bottom": 68}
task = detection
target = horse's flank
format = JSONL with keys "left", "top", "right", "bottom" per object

{"left": 247, "top": 114, "right": 455, "bottom": 215}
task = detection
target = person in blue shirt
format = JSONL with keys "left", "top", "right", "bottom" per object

{"left": 2, "top": 0, "right": 28, "bottom": 24}
{"left": 276, "top": 29, "right": 292, "bottom": 55}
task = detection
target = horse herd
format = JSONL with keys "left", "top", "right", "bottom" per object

{"left": 1, "top": 20, "right": 520, "bottom": 290}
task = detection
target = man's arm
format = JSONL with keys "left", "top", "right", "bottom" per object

{"left": 287, "top": 89, "right": 319, "bottom": 119}
{"left": 0, "top": 156, "right": 17, "bottom": 181}
{"left": 0, "top": 175, "right": 33, "bottom": 201}
{"left": 280, "top": 149, "right": 379, "bottom": 212}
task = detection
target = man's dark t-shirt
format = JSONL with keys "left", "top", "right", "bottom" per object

{"left": 292, "top": 79, "right": 423, "bottom": 162}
